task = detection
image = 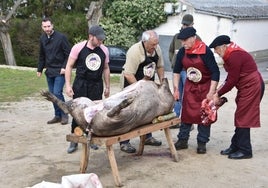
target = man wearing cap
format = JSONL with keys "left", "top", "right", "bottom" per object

{"left": 119, "top": 30, "right": 165, "bottom": 153}
{"left": 65, "top": 25, "right": 110, "bottom": 153}
{"left": 168, "top": 14, "right": 201, "bottom": 129}
{"left": 173, "top": 27, "right": 220, "bottom": 154}
{"left": 209, "top": 35, "right": 265, "bottom": 159}
{"left": 169, "top": 14, "right": 197, "bottom": 68}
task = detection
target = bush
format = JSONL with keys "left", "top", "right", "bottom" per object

{"left": 10, "top": 18, "right": 41, "bottom": 67}
{"left": 9, "top": 12, "right": 88, "bottom": 67}
{"left": 3, "top": 0, "right": 169, "bottom": 67}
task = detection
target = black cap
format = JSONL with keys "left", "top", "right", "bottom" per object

{"left": 88, "top": 25, "right": 106, "bottom": 40}
{"left": 181, "top": 14, "right": 193, "bottom": 25}
{"left": 209, "top": 35, "right": 231, "bottom": 48}
{"left": 177, "top": 27, "right": 196, "bottom": 40}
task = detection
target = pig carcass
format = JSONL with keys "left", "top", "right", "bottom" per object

{"left": 41, "top": 78, "right": 174, "bottom": 136}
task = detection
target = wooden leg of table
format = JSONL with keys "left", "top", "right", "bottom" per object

{"left": 80, "top": 143, "right": 89, "bottom": 173}
{"left": 137, "top": 135, "right": 146, "bottom": 155}
{"left": 106, "top": 145, "right": 123, "bottom": 187}
{"left": 164, "top": 128, "right": 179, "bottom": 162}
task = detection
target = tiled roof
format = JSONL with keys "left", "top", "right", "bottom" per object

{"left": 182, "top": 0, "right": 268, "bottom": 19}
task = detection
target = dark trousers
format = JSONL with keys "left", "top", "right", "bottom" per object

{"left": 177, "top": 123, "right": 211, "bottom": 143}
{"left": 230, "top": 127, "right": 252, "bottom": 155}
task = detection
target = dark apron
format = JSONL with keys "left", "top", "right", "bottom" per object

{"left": 73, "top": 42, "right": 105, "bottom": 100}
{"left": 124, "top": 42, "right": 159, "bottom": 87}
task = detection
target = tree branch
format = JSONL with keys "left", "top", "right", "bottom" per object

{"left": 4, "top": 0, "right": 23, "bottom": 23}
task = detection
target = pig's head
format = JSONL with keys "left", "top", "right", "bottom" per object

{"left": 158, "top": 78, "right": 175, "bottom": 112}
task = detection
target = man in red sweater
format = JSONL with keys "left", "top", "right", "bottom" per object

{"left": 209, "top": 35, "right": 265, "bottom": 159}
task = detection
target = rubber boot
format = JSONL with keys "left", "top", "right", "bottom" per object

{"left": 197, "top": 142, "right": 206, "bottom": 154}
{"left": 67, "top": 142, "right": 78, "bottom": 153}
{"left": 174, "top": 140, "right": 188, "bottom": 150}
{"left": 61, "top": 114, "right": 69, "bottom": 125}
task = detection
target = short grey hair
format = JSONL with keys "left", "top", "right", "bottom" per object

{"left": 141, "top": 30, "right": 159, "bottom": 42}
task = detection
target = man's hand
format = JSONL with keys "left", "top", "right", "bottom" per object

{"left": 60, "top": 68, "right": 66, "bottom": 75}
{"left": 212, "top": 93, "right": 220, "bottom": 105}
{"left": 173, "top": 89, "right": 180, "bottom": 101}
{"left": 104, "top": 88, "right": 110, "bottom": 98}
{"left": 65, "top": 85, "right": 74, "bottom": 98}
{"left": 37, "top": 72, "right": 42, "bottom": 77}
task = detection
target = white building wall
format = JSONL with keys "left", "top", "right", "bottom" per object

{"left": 190, "top": 14, "right": 233, "bottom": 46}
{"left": 232, "top": 20, "right": 268, "bottom": 52}
{"left": 155, "top": 13, "right": 268, "bottom": 52}
{"left": 154, "top": 15, "right": 181, "bottom": 36}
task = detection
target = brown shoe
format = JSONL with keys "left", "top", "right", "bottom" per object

{"left": 47, "top": 116, "right": 61, "bottom": 124}
{"left": 61, "top": 115, "right": 69, "bottom": 125}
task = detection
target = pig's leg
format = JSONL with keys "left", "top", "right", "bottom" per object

{"left": 107, "top": 97, "right": 135, "bottom": 117}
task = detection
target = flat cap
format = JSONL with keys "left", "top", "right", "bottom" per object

{"left": 209, "top": 35, "right": 231, "bottom": 48}
{"left": 177, "top": 27, "right": 196, "bottom": 40}
{"left": 181, "top": 14, "right": 193, "bottom": 26}
{"left": 88, "top": 25, "right": 106, "bottom": 40}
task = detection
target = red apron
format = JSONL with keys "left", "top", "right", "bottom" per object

{"left": 181, "top": 55, "right": 212, "bottom": 124}
{"left": 235, "top": 71, "right": 262, "bottom": 128}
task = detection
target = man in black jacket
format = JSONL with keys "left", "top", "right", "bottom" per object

{"left": 37, "top": 17, "right": 71, "bottom": 125}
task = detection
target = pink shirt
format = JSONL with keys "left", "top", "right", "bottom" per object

{"left": 69, "top": 40, "right": 109, "bottom": 64}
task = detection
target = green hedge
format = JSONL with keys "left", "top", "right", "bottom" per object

{"left": 2, "top": 0, "right": 170, "bottom": 67}
{"left": 9, "top": 12, "right": 88, "bottom": 67}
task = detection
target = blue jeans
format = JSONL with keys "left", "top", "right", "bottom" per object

{"left": 174, "top": 70, "right": 186, "bottom": 117}
{"left": 177, "top": 123, "right": 211, "bottom": 143}
{"left": 46, "top": 75, "right": 66, "bottom": 117}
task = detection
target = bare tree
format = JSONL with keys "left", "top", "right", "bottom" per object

{"left": 86, "top": 0, "right": 104, "bottom": 27}
{"left": 0, "top": 0, "right": 23, "bottom": 66}
{"left": 0, "top": 0, "right": 104, "bottom": 66}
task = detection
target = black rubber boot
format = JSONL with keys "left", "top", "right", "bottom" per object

{"left": 174, "top": 140, "right": 188, "bottom": 150}
{"left": 67, "top": 142, "right": 78, "bottom": 153}
{"left": 197, "top": 142, "right": 206, "bottom": 154}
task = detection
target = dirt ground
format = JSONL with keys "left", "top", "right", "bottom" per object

{"left": 0, "top": 80, "right": 267, "bottom": 188}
